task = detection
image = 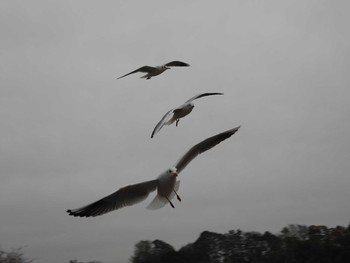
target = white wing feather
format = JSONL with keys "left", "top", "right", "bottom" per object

{"left": 151, "top": 109, "right": 175, "bottom": 138}
{"left": 174, "top": 126, "right": 240, "bottom": 174}
{"left": 67, "top": 179, "right": 158, "bottom": 217}
{"left": 184, "top": 92, "right": 223, "bottom": 104}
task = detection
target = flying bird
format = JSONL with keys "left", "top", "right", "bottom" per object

{"left": 151, "top": 93, "right": 223, "bottom": 138}
{"left": 117, "top": 61, "right": 190, "bottom": 80}
{"left": 67, "top": 126, "right": 240, "bottom": 217}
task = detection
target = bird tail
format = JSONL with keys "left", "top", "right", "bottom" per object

{"left": 146, "top": 181, "right": 180, "bottom": 210}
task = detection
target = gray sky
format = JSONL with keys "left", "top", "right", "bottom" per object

{"left": 1, "top": 1, "right": 349, "bottom": 262}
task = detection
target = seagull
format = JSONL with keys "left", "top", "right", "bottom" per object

{"left": 67, "top": 126, "right": 240, "bottom": 217}
{"left": 117, "top": 61, "right": 190, "bottom": 80}
{"left": 151, "top": 93, "right": 223, "bottom": 138}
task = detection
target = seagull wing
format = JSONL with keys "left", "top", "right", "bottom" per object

{"left": 164, "top": 61, "right": 190, "bottom": 67}
{"left": 151, "top": 109, "right": 175, "bottom": 138}
{"left": 67, "top": 179, "right": 158, "bottom": 217}
{"left": 184, "top": 92, "right": 224, "bottom": 104}
{"left": 117, "top": 66, "right": 155, "bottom": 79}
{"left": 174, "top": 126, "right": 240, "bottom": 174}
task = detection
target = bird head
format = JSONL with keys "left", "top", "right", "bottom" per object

{"left": 186, "top": 103, "right": 195, "bottom": 110}
{"left": 168, "top": 167, "right": 178, "bottom": 176}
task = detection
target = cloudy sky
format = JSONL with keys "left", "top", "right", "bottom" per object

{"left": 1, "top": 1, "right": 349, "bottom": 262}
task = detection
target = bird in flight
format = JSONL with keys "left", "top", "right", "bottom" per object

{"left": 117, "top": 61, "right": 190, "bottom": 80}
{"left": 67, "top": 126, "right": 240, "bottom": 217}
{"left": 151, "top": 93, "right": 223, "bottom": 138}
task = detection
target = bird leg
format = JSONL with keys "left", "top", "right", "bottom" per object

{"left": 176, "top": 119, "right": 180, "bottom": 126}
{"left": 173, "top": 189, "right": 181, "bottom": 202}
{"left": 166, "top": 197, "right": 175, "bottom": 208}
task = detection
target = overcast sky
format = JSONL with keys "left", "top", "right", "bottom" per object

{"left": 1, "top": 1, "right": 349, "bottom": 263}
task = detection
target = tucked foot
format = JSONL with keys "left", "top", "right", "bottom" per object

{"left": 167, "top": 197, "right": 175, "bottom": 208}
{"left": 176, "top": 119, "right": 179, "bottom": 126}
{"left": 174, "top": 189, "right": 181, "bottom": 202}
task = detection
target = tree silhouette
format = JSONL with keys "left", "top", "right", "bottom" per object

{"left": 130, "top": 224, "right": 350, "bottom": 263}
{"left": 130, "top": 239, "right": 177, "bottom": 263}
{"left": 0, "top": 247, "right": 34, "bottom": 263}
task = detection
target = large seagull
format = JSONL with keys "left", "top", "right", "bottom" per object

{"left": 151, "top": 93, "right": 224, "bottom": 138}
{"left": 67, "top": 126, "right": 240, "bottom": 217}
{"left": 117, "top": 61, "right": 190, "bottom": 80}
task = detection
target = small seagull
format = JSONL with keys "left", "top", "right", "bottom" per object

{"left": 117, "top": 61, "right": 190, "bottom": 80}
{"left": 151, "top": 93, "right": 223, "bottom": 138}
{"left": 66, "top": 126, "right": 240, "bottom": 217}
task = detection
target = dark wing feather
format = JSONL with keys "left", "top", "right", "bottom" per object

{"left": 164, "top": 61, "right": 190, "bottom": 67}
{"left": 184, "top": 92, "right": 223, "bottom": 103}
{"left": 174, "top": 126, "right": 240, "bottom": 173}
{"left": 117, "top": 66, "right": 155, "bottom": 79}
{"left": 67, "top": 179, "right": 158, "bottom": 217}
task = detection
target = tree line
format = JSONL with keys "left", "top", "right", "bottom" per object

{"left": 2, "top": 224, "right": 349, "bottom": 262}
{"left": 130, "top": 224, "right": 350, "bottom": 263}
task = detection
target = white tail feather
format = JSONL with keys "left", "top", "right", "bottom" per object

{"left": 146, "top": 181, "right": 180, "bottom": 210}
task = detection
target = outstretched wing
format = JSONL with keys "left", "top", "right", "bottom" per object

{"left": 67, "top": 179, "right": 158, "bottom": 217}
{"left": 184, "top": 92, "right": 224, "bottom": 104}
{"left": 117, "top": 66, "right": 155, "bottom": 79}
{"left": 174, "top": 126, "right": 240, "bottom": 174}
{"left": 164, "top": 61, "right": 190, "bottom": 67}
{"left": 151, "top": 109, "right": 175, "bottom": 138}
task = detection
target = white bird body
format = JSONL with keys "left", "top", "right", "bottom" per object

{"left": 157, "top": 168, "right": 177, "bottom": 198}
{"left": 140, "top": 66, "right": 168, "bottom": 79}
{"left": 117, "top": 61, "right": 190, "bottom": 80}
{"left": 165, "top": 103, "right": 194, "bottom": 126}
{"left": 67, "top": 126, "right": 240, "bottom": 217}
{"left": 151, "top": 93, "right": 223, "bottom": 138}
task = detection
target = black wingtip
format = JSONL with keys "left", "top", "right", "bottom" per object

{"left": 67, "top": 209, "right": 92, "bottom": 218}
{"left": 231, "top": 126, "right": 241, "bottom": 134}
{"left": 166, "top": 61, "right": 190, "bottom": 67}
{"left": 233, "top": 125, "right": 241, "bottom": 131}
{"left": 222, "top": 126, "right": 241, "bottom": 138}
{"left": 66, "top": 209, "right": 75, "bottom": 216}
{"left": 210, "top": 92, "right": 224, "bottom": 96}
{"left": 67, "top": 209, "right": 81, "bottom": 217}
